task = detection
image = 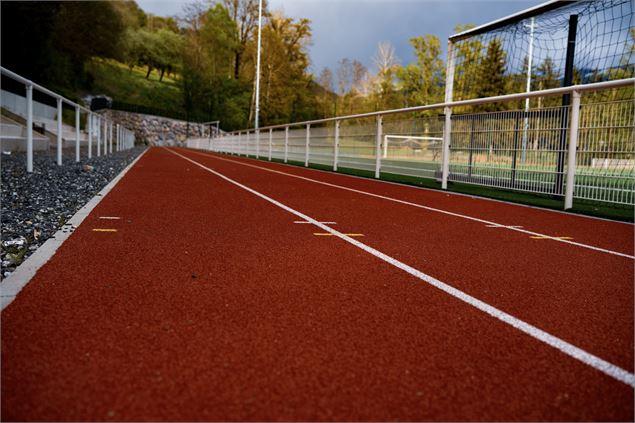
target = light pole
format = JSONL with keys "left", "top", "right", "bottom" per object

{"left": 254, "top": 0, "right": 263, "bottom": 129}
{"left": 521, "top": 17, "right": 535, "bottom": 164}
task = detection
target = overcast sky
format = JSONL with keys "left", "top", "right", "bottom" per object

{"left": 136, "top": 0, "right": 544, "bottom": 73}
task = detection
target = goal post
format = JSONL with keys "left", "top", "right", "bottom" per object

{"left": 382, "top": 135, "right": 443, "bottom": 158}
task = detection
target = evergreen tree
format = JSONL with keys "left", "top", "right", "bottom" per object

{"left": 475, "top": 38, "right": 507, "bottom": 109}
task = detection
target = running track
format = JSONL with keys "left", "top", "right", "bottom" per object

{"left": 2, "top": 147, "right": 633, "bottom": 421}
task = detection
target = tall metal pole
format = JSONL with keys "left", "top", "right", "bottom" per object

{"left": 521, "top": 17, "right": 534, "bottom": 164}
{"left": 254, "top": 0, "right": 263, "bottom": 129}
{"left": 555, "top": 14, "right": 578, "bottom": 196}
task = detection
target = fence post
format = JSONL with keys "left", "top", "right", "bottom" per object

{"left": 256, "top": 129, "right": 260, "bottom": 158}
{"left": 102, "top": 119, "right": 107, "bottom": 155}
{"left": 564, "top": 90, "right": 581, "bottom": 210}
{"left": 88, "top": 113, "right": 93, "bottom": 159}
{"left": 109, "top": 121, "right": 113, "bottom": 154}
{"left": 334, "top": 120, "right": 340, "bottom": 171}
{"left": 284, "top": 126, "right": 289, "bottom": 163}
{"left": 375, "top": 115, "right": 383, "bottom": 178}
{"left": 268, "top": 128, "right": 273, "bottom": 160}
{"left": 305, "top": 123, "right": 310, "bottom": 167}
{"left": 441, "top": 106, "right": 452, "bottom": 189}
{"left": 96, "top": 117, "right": 101, "bottom": 156}
{"left": 56, "top": 98, "right": 63, "bottom": 166}
{"left": 25, "top": 84, "right": 33, "bottom": 173}
{"left": 75, "top": 105, "right": 80, "bottom": 162}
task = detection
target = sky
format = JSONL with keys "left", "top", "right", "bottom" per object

{"left": 136, "top": 0, "right": 545, "bottom": 73}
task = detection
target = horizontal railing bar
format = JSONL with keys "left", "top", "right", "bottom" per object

{"left": 223, "top": 78, "right": 634, "bottom": 134}
{"left": 1, "top": 66, "right": 91, "bottom": 113}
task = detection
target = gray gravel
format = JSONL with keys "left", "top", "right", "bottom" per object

{"left": 1, "top": 147, "right": 145, "bottom": 279}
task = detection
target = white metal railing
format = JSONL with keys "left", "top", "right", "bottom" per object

{"left": 189, "top": 78, "right": 635, "bottom": 209}
{"left": 1, "top": 67, "right": 136, "bottom": 172}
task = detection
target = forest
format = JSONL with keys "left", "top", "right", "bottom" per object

{"left": 1, "top": 1, "right": 632, "bottom": 131}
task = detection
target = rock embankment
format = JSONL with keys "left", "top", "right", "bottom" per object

{"left": 103, "top": 110, "right": 209, "bottom": 147}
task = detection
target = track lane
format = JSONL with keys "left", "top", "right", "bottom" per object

{"left": 174, "top": 148, "right": 634, "bottom": 373}
{"left": 188, "top": 149, "right": 633, "bottom": 256}
{"left": 2, "top": 147, "right": 632, "bottom": 421}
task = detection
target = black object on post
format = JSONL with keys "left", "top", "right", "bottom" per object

{"left": 555, "top": 14, "right": 578, "bottom": 195}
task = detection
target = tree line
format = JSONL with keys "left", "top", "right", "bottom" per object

{"left": 2, "top": 1, "right": 632, "bottom": 131}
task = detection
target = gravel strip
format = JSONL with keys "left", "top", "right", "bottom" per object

{"left": 1, "top": 147, "right": 146, "bottom": 279}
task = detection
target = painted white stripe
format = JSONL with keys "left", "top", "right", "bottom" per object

{"left": 99, "top": 216, "right": 121, "bottom": 220}
{"left": 294, "top": 220, "right": 336, "bottom": 224}
{"left": 167, "top": 148, "right": 635, "bottom": 388}
{"left": 194, "top": 148, "right": 634, "bottom": 226}
{"left": 186, "top": 150, "right": 634, "bottom": 260}
{"left": 486, "top": 224, "right": 523, "bottom": 229}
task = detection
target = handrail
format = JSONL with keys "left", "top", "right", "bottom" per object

{"left": 1, "top": 66, "right": 90, "bottom": 112}
{"left": 225, "top": 77, "right": 634, "bottom": 133}
{"left": 0, "top": 66, "right": 136, "bottom": 171}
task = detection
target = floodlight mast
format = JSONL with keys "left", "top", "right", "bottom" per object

{"left": 254, "top": 0, "right": 263, "bottom": 130}
{"left": 522, "top": 17, "right": 535, "bottom": 164}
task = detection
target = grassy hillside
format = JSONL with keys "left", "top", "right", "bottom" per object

{"left": 86, "top": 58, "right": 182, "bottom": 114}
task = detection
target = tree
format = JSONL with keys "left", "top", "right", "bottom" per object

{"left": 452, "top": 24, "right": 484, "bottom": 102}
{"left": 372, "top": 41, "right": 400, "bottom": 110}
{"left": 318, "top": 67, "right": 335, "bottom": 118}
{"left": 396, "top": 34, "right": 445, "bottom": 108}
{"left": 223, "top": 0, "right": 268, "bottom": 80}
{"left": 535, "top": 56, "right": 560, "bottom": 107}
{"left": 475, "top": 38, "right": 507, "bottom": 110}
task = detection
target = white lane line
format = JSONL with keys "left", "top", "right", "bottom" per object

{"left": 294, "top": 220, "right": 337, "bottom": 224}
{"left": 99, "top": 216, "right": 121, "bottom": 220}
{"left": 486, "top": 224, "right": 523, "bottom": 229}
{"left": 167, "top": 148, "right": 635, "bottom": 388}
{"left": 185, "top": 149, "right": 634, "bottom": 260}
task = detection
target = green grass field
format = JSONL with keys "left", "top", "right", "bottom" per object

{"left": 86, "top": 59, "right": 181, "bottom": 113}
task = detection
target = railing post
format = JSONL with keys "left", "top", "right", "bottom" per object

{"left": 441, "top": 106, "right": 452, "bottom": 189}
{"left": 284, "top": 126, "right": 289, "bottom": 163}
{"left": 56, "top": 98, "right": 63, "bottom": 166}
{"left": 246, "top": 131, "right": 250, "bottom": 156}
{"left": 75, "top": 105, "right": 80, "bottom": 162}
{"left": 256, "top": 129, "right": 260, "bottom": 158}
{"left": 334, "top": 120, "right": 340, "bottom": 171}
{"left": 305, "top": 123, "right": 310, "bottom": 167}
{"left": 375, "top": 115, "right": 383, "bottom": 178}
{"left": 96, "top": 116, "right": 101, "bottom": 157}
{"left": 103, "top": 120, "right": 107, "bottom": 154}
{"left": 564, "top": 90, "right": 581, "bottom": 210}
{"left": 109, "top": 121, "right": 113, "bottom": 154}
{"left": 88, "top": 113, "right": 93, "bottom": 159}
{"left": 268, "top": 128, "right": 273, "bottom": 160}
{"left": 25, "top": 84, "right": 33, "bottom": 173}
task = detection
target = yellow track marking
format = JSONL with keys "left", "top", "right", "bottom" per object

{"left": 92, "top": 229, "right": 118, "bottom": 232}
{"left": 314, "top": 233, "right": 364, "bottom": 237}
{"left": 99, "top": 216, "right": 121, "bottom": 220}
{"left": 530, "top": 236, "right": 573, "bottom": 240}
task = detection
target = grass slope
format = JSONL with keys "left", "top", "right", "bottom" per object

{"left": 86, "top": 59, "right": 182, "bottom": 113}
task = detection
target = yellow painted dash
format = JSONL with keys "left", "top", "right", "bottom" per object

{"left": 92, "top": 229, "right": 118, "bottom": 232}
{"left": 314, "top": 233, "right": 364, "bottom": 237}
{"left": 530, "top": 236, "right": 573, "bottom": 240}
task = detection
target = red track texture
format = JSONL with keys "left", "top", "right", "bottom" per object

{"left": 2, "top": 147, "right": 633, "bottom": 421}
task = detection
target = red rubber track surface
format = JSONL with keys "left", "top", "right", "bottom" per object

{"left": 2, "top": 147, "right": 633, "bottom": 421}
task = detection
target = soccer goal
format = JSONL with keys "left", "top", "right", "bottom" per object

{"left": 443, "top": 0, "right": 633, "bottom": 203}
{"left": 382, "top": 135, "right": 443, "bottom": 159}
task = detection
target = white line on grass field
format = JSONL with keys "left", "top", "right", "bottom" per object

{"left": 185, "top": 149, "right": 634, "bottom": 260}
{"left": 167, "top": 148, "right": 635, "bottom": 388}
